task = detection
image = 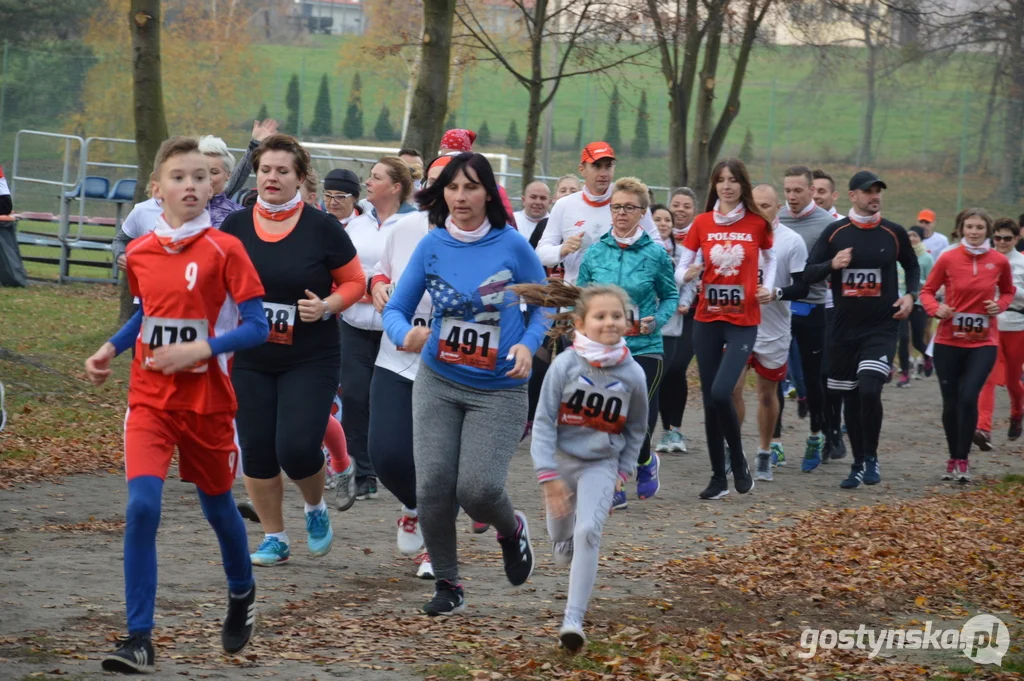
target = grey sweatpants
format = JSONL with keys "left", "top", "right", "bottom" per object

{"left": 547, "top": 454, "right": 618, "bottom": 626}
{"left": 412, "top": 364, "right": 527, "bottom": 583}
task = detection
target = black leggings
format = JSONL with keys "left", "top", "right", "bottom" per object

{"left": 340, "top": 322, "right": 382, "bottom": 482}
{"left": 838, "top": 376, "right": 884, "bottom": 466}
{"left": 822, "top": 307, "right": 843, "bottom": 440}
{"left": 234, "top": 363, "right": 340, "bottom": 480}
{"left": 933, "top": 344, "right": 997, "bottom": 460}
{"left": 527, "top": 336, "right": 558, "bottom": 423}
{"left": 897, "top": 306, "right": 929, "bottom": 374}
{"left": 659, "top": 315, "right": 694, "bottom": 429}
{"left": 368, "top": 366, "right": 416, "bottom": 509}
{"left": 635, "top": 354, "right": 663, "bottom": 464}
{"left": 791, "top": 306, "right": 826, "bottom": 433}
{"left": 693, "top": 320, "right": 758, "bottom": 477}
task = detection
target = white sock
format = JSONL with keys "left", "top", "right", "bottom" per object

{"left": 266, "top": 531, "right": 289, "bottom": 546}
{"left": 402, "top": 506, "right": 418, "bottom": 518}
{"left": 305, "top": 500, "right": 327, "bottom": 514}
{"left": 759, "top": 449, "right": 771, "bottom": 454}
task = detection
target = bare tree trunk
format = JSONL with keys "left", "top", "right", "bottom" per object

{"left": 403, "top": 0, "right": 456, "bottom": 158}
{"left": 520, "top": 0, "right": 548, "bottom": 187}
{"left": 690, "top": 3, "right": 725, "bottom": 203}
{"left": 860, "top": 26, "right": 878, "bottom": 166}
{"left": 998, "top": 0, "right": 1024, "bottom": 202}
{"left": 975, "top": 51, "right": 1004, "bottom": 170}
{"left": 707, "top": 0, "right": 770, "bottom": 163}
{"left": 122, "top": 0, "right": 168, "bottom": 323}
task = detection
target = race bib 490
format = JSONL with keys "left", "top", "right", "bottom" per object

{"left": 140, "top": 316, "right": 209, "bottom": 373}
{"left": 558, "top": 384, "right": 629, "bottom": 434}
{"left": 437, "top": 318, "right": 500, "bottom": 371}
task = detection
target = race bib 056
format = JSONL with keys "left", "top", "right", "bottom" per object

{"left": 704, "top": 285, "right": 744, "bottom": 315}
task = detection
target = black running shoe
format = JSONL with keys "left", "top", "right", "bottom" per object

{"left": 797, "top": 398, "right": 809, "bottom": 419}
{"left": 101, "top": 633, "right": 155, "bottom": 674}
{"left": 498, "top": 510, "right": 534, "bottom": 586}
{"left": 236, "top": 500, "right": 260, "bottom": 523}
{"left": 698, "top": 475, "right": 729, "bottom": 500}
{"left": 355, "top": 477, "right": 379, "bottom": 500}
{"left": 1010, "top": 416, "right": 1023, "bottom": 441}
{"left": 423, "top": 579, "right": 466, "bottom": 616}
{"left": 830, "top": 433, "right": 848, "bottom": 460}
{"left": 222, "top": 584, "right": 256, "bottom": 654}
{"left": 732, "top": 457, "right": 755, "bottom": 494}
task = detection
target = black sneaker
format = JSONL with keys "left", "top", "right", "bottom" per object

{"left": 423, "top": 579, "right": 466, "bottom": 616}
{"left": 797, "top": 398, "right": 808, "bottom": 419}
{"left": 355, "top": 477, "right": 379, "bottom": 500}
{"left": 973, "top": 430, "right": 993, "bottom": 452}
{"left": 236, "top": 500, "right": 260, "bottom": 523}
{"left": 222, "top": 583, "right": 256, "bottom": 654}
{"left": 1008, "top": 416, "right": 1022, "bottom": 442}
{"left": 101, "top": 633, "right": 155, "bottom": 674}
{"left": 698, "top": 475, "right": 729, "bottom": 500}
{"left": 829, "top": 433, "right": 848, "bottom": 460}
{"left": 732, "top": 457, "right": 755, "bottom": 494}
{"left": 498, "top": 510, "right": 534, "bottom": 586}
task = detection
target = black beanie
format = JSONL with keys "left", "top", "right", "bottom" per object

{"left": 323, "top": 168, "right": 361, "bottom": 197}
{"left": 909, "top": 225, "right": 925, "bottom": 240}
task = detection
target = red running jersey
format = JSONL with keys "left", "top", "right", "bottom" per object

{"left": 125, "top": 228, "right": 265, "bottom": 414}
{"left": 684, "top": 211, "right": 773, "bottom": 327}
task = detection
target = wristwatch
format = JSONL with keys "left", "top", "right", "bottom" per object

{"left": 321, "top": 300, "right": 333, "bottom": 321}
{"left": 774, "top": 287, "right": 783, "bottom": 302}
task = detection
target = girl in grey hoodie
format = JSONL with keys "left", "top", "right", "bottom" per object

{"left": 514, "top": 280, "right": 649, "bottom": 653}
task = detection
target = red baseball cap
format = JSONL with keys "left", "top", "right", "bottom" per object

{"left": 917, "top": 209, "right": 935, "bottom": 223}
{"left": 581, "top": 142, "right": 616, "bottom": 164}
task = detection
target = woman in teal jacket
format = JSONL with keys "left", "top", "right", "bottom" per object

{"left": 577, "top": 177, "right": 678, "bottom": 509}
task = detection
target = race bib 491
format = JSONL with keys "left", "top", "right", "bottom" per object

{"left": 437, "top": 318, "right": 500, "bottom": 371}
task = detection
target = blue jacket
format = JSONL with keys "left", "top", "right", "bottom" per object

{"left": 382, "top": 225, "right": 553, "bottom": 389}
{"left": 577, "top": 231, "right": 679, "bottom": 356}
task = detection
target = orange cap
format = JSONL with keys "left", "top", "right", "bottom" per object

{"left": 581, "top": 142, "right": 615, "bottom": 164}
{"left": 917, "top": 209, "right": 935, "bottom": 223}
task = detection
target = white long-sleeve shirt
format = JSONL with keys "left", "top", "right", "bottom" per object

{"left": 372, "top": 211, "right": 433, "bottom": 379}
{"left": 535, "top": 192, "right": 660, "bottom": 284}
{"left": 341, "top": 210, "right": 409, "bottom": 331}
{"left": 998, "top": 248, "right": 1024, "bottom": 332}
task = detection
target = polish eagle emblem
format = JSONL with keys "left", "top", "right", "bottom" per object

{"left": 709, "top": 243, "right": 744, "bottom": 276}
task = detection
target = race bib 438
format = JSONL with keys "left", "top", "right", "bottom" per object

{"left": 263, "top": 302, "right": 297, "bottom": 345}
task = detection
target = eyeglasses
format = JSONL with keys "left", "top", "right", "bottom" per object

{"left": 323, "top": 192, "right": 353, "bottom": 203}
{"left": 992, "top": 235, "right": 1016, "bottom": 242}
{"left": 610, "top": 204, "right": 641, "bottom": 214}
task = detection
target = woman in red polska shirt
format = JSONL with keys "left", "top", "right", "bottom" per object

{"left": 675, "top": 158, "right": 774, "bottom": 501}
{"left": 920, "top": 208, "right": 1015, "bottom": 482}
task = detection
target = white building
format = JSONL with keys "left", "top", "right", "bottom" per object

{"left": 293, "top": 0, "right": 365, "bottom": 36}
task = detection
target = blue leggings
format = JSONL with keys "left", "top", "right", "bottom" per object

{"left": 124, "top": 476, "right": 252, "bottom": 635}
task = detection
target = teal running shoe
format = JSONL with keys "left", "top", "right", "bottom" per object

{"left": 250, "top": 536, "right": 290, "bottom": 567}
{"left": 306, "top": 507, "right": 333, "bottom": 557}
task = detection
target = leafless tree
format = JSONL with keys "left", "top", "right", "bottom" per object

{"left": 403, "top": 0, "right": 457, "bottom": 159}
{"left": 454, "top": 0, "right": 654, "bottom": 185}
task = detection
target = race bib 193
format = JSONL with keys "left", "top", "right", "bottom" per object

{"left": 140, "top": 316, "right": 209, "bottom": 373}
{"left": 263, "top": 302, "right": 297, "bottom": 345}
{"left": 842, "top": 268, "right": 881, "bottom": 297}
{"left": 437, "top": 318, "right": 500, "bottom": 371}
{"left": 558, "top": 384, "right": 629, "bottom": 434}
{"left": 951, "top": 312, "right": 989, "bottom": 342}
{"left": 704, "top": 285, "right": 744, "bottom": 315}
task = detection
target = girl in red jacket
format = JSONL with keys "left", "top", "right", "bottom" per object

{"left": 920, "top": 208, "right": 1016, "bottom": 482}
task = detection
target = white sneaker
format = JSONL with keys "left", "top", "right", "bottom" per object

{"left": 559, "top": 620, "right": 587, "bottom": 653}
{"left": 552, "top": 538, "right": 574, "bottom": 568}
{"left": 414, "top": 551, "right": 434, "bottom": 579}
{"left": 397, "top": 511, "right": 424, "bottom": 555}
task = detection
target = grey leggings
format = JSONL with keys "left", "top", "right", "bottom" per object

{"left": 412, "top": 364, "right": 526, "bottom": 583}
{"left": 546, "top": 455, "right": 617, "bottom": 626}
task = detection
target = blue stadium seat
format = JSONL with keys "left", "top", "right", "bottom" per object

{"left": 64, "top": 176, "right": 110, "bottom": 200}
{"left": 108, "top": 178, "right": 137, "bottom": 203}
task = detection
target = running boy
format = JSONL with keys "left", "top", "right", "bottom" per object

{"left": 85, "top": 137, "right": 270, "bottom": 673}
{"left": 515, "top": 280, "right": 649, "bottom": 652}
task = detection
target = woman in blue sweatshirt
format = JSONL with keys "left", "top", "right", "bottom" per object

{"left": 382, "top": 153, "right": 553, "bottom": 616}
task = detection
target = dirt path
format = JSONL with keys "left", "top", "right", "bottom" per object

{"left": 2, "top": 378, "right": 1022, "bottom": 681}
